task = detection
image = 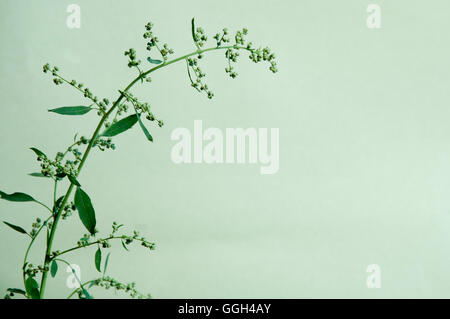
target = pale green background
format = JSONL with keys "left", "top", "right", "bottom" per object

{"left": 1, "top": 0, "right": 450, "bottom": 298}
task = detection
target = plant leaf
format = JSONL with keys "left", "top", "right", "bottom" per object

{"left": 7, "top": 288, "right": 26, "bottom": 296}
{"left": 0, "top": 191, "right": 35, "bottom": 202}
{"left": 103, "top": 252, "right": 111, "bottom": 274}
{"left": 68, "top": 174, "right": 81, "bottom": 187}
{"left": 191, "top": 17, "right": 196, "bottom": 42}
{"left": 101, "top": 114, "right": 138, "bottom": 137}
{"left": 95, "top": 247, "right": 102, "bottom": 272}
{"left": 3, "top": 221, "right": 28, "bottom": 235}
{"left": 147, "top": 57, "right": 162, "bottom": 65}
{"left": 30, "top": 147, "right": 47, "bottom": 158}
{"left": 48, "top": 106, "right": 92, "bottom": 115}
{"left": 28, "top": 172, "right": 49, "bottom": 178}
{"left": 121, "top": 240, "right": 129, "bottom": 251}
{"left": 25, "top": 277, "right": 40, "bottom": 299}
{"left": 135, "top": 110, "right": 153, "bottom": 142}
{"left": 74, "top": 187, "right": 96, "bottom": 235}
{"left": 50, "top": 260, "right": 58, "bottom": 278}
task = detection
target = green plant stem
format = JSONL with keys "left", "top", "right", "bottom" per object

{"left": 52, "top": 236, "right": 150, "bottom": 259}
{"left": 38, "top": 44, "right": 249, "bottom": 298}
{"left": 66, "top": 279, "right": 96, "bottom": 299}
{"left": 22, "top": 215, "right": 53, "bottom": 292}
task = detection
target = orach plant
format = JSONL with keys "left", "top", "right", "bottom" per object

{"left": 1, "top": 19, "right": 277, "bottom": 299}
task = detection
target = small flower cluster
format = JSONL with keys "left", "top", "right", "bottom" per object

{"left": 186, "top": 57, "right": 214, "bottom": 99}
{"left": 213, "top": 28, "right": 231, "bottom": 47}
{"left": 24, "top": 264, "right": 40, "bottom": 277}
{"left": 121, "top": 230, "right": 156, "bottom": 250}
{"left": 249, "top": 46, "right": 278, "bottom": 73}
{"left": 122, "top": 91, "right": 164, "bottom": 127}
{"left": 92, "top": 137, "right": 116, "bottom": 151}
{"left": 30, "top": 217, "right": 43, "bottom": 237}
{"left": 84, "top": 277, "right": 150, "bottom": 299}
{"left": 36, "top": 150, "right": 77, "bottom": 180}
{"left": 59, "top": 201, "right": 76, "bottom": 220}
{"left": 124, "top": 48, "right": 141, "bottom": 68}
{"left": 77, "top": 233, "right": 93, "bottom": 248}
{"left": 143, "top": 21, "right": 174, "bottom": 62}
{"left": 194, "top": 26, "right": 208, "bottom": 48}
{"left": 43, "top": 63, "right": 111, "bottom": 116}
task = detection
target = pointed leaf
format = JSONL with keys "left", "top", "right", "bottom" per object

{"left": 147, "top": 57, "right": 163, "bottom": 65}
{"left": 0, "top": 191, "right": 35, "bottom": 202}
{"left": 191, "top": 18, "right": 197, "bottom": 42}
{"left": 121, "top": 240, "right": 129, "bottom": 251}
{"left": 30, "top": 147, "right": 47, "bottom": 158}
{"left": 101, "top": 114, "right": 138, "bottom": 137}
{"left": 68, "top": 174, "right": 81, "bottom": 187}
{"left": 135, "top": 110, "right": 153, "bottom": 142}
{"left": 74, "top": 187, "right": 96, "bottom": 235}
{"left": 103, "top": 252, "right": 111, "bottom": 274}
{"left": 25, "top": 277, "right": 40, "bottom": 299}
{"left": 95, "top": 247, "right": 102, "bottom": 272}
{"left": 28, "top": 172, "right": 49, "bottom": 178}
{"left": 50, "top": 260, "right": 58, "bottom": 278}
{"left": 3, "top": 221, "right": 28, "bottom": 235}
{"left": 48, "top": 106, "right": 92, "bottom": 115}
{"left": 7, "top": 288, "right": 26, "bottom": 296}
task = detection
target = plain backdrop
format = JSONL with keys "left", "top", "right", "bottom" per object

{"left": 1, "top": 0, "right": 450, "bottom": 298}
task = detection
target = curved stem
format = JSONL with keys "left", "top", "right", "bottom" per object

{"left": 66, "top": 279, "right": 97, "bottom": 299}
{"left": 22, "top": 215, "right": 53, "bottom": 291}
{"left": 38, "top": 44, "right": 249, "bottom": 298}
{"left": 34, "top": 200, "right": 53, "bottom": 213}
{"left": 53, "top": 236, "right": 149, "bottom": 259}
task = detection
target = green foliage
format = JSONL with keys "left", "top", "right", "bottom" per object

{"left": 50, "top": 260, "right": 58, "bottom": 278}
{"left": 0, "top": 191, "right": 35, "bottom": 202}
{"left": 95, "top": 247, "right": 102, "bottom": 272}
{"left": 74, "top": 187, "right": 96, "bottom": 235}
{"left": 25, "top": 277, "right": 40, "bottom": 299}
{"left": 101, "top": 114, "right": 138, "bottom": 137}
{"left": 49, "top": 106, "right": 92, "bottom": 115}
{"left": 3, "top": 221, "right": 28, "bottom": 235}
{"left": 2, "top": 17, "right": 276, "bottom": 299}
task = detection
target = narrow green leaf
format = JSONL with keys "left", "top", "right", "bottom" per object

{"left": 50, "top": 260, "right": 58, "bottom": 278}
{"left": 191, "top": 18, "right": 196, "bottom": 42}
{"left": 68, "top": 174, "right": 81, "bottom": 187}
{"left": 28, "top": 172, "right": 49, "bottom": 178}
{"left": 48, "top": 106, "right": 92, "bottom": 115}
{"left": 101, "top": 114, "right": 138, "bottom": 137}
{"left": 3, "top": 221, "right": 28, "bottom": 235}
{"left": 135, "top": 110, "right": 153, "bottom": 142}
{"left": 25, "top": 277, "right": 40, "bottom": 299}
{"left": 30, "top": 147, "right": 47, "bottom": 158}
{"left": 7, "top": 288, "right": 26, "bottom": 296}
{"left": 121, "top": 240, "right": 129, "bottom": 251}
{"left": 103, "top": 252, "right": 111, "bottom": 274}
{"left": 74, "top": 187, "right": 96, "bottom": 235}
{"left": 95, "top": 247, "right": 102, "bottom": 272}
{"left": 0, "top": 191, "right": 35, "bottom": 202}
{"left": 147, "top": 57, "right": 162, "bottom": 65}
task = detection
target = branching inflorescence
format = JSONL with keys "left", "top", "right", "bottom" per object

{"left": 1, "top": 18, "right": 277, "bottom": 299}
